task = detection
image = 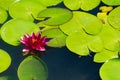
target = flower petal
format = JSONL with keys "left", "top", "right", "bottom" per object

{"left": 22, "top": 48, "right": 30, "bottom": 52}
{"left": 20, "top": 32, "right": 48, "bottom": 53}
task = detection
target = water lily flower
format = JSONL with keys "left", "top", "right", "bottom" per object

{"left": 20, "top": 32, "right": 48, "bottom": 53}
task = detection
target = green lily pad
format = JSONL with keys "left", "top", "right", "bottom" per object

{"left": 42, "top": 28, "right": 67, "bottom": 47}
{"left": 63, "top": 0, "right": 100, "bottom": 11}
{"left": 60, "top": 11, "right": 84, "bottom": 35}
{"left": 0, "top": 0, "right": 18, "bottom": 10}
{"left": 99, "top": 23, "right": 119, "bottom": 51}
{"left": 0, "top": 19, "right": 40, "bottom": 46}
{"left": 100, "top": 58, "right": 120, "bottom": 80}
{"left": 38, "top": 8, "right": 72, "bottom": 26}
{"left": 0, "top": 76, "right": 17, "bottom": 80}
{"left": 66, "top": 31, "right": 103, "bottom": 56}
{"left": 60, "top": 11, "right": 103, "bottom": 35}
{"left": 0, "top": 49, "right": 11, "bottom": 73}
{"left": 87, "top": 35, "right": 103, "bottom": 52}
{"left": 9, "top": 0, "right": 46, "bottom": 21}
{"left": 108, "top": 6, "right": 120, "bottom": 30}
{"left": 66, "top": 32, "right": 89, "bottom": 56}
{"left": 36, "top": 0, "right": 63, "bottom": 6}
{"left": 18, "top": 55, "right": 48, "bottom": 80}
{"left": 102, "top": 0, "right": 120, "bottom": 6}
{"left": 0, "top": 7, "right": 8, "bottom": 24}
{"left": 94, "top": 49, "right": 118, "bottom": 63}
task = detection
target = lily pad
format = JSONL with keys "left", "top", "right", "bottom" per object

{"left": 66, "top": 32, "right": 89, "bottom": 56}
{"left": 94, "top": 49, "right": 118, "bottom": 63}
{"left": 36, "top": 0, "right": 63, "bottom": 6}
{"left": 102, "top": 0, "right": 120, "bottom": 6}
{"left": 38, "top": 8, "right": 72, "bottom": 26}
{"left": 18, "top": 55, "right": 48, "bottom": 80}
{"left": 87, "top": 35, "right": 103, "bottom": 52}
{"left": 0, "top": 19, "right": 40, "bottom": 46}
{"left": 9, "top": 0, "right": 46, "bottom": 21}
{"left": 42, "top": 28, "right": 67, "bottom": 47}
{"left": 0, "top": 7, "right": 8, "bottom": 24}
{"left": 63, "top": 0, "right": 100, "bottom": 11}
{"left": 60, "top": 11, "right": 103, "bottom": 35}
{"left": 0, "top": 49, "right": 11, "bottom": 73}
{"left": 100, "top": 58, "right": 120, "bottom": 80}
{"left": 108, "top": 6, "right": 120, "bottom": 30}
{"left": 0, "top": 0, "right": 18, "bottom": 10}
{"left": 60, "top": 11, "right": 84, "bottom": 35}
{"left": 99, "top": 22, "right": 119, "bottom": 51}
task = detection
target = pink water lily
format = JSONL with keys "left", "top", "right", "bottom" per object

{"left": 20, "top": 32, "right": 48, "bottom": 52}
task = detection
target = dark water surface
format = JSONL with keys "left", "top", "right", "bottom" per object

{"left": 43, "top": 47, "right": 102, "bottom": 80}
{"left": 0, "top": 39, "right": 102, "bottom": 80}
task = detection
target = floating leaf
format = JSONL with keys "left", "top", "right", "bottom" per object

{"left": 9, "top": 0, "right": 46, "bottom": 21}
{"left": 0, "top": 76, "right": 17, "bottom": 80}
{"left": 0, "top": 49, "right": 11, "bottom": 73}
{"left": 63, "top": 0, "right": 100, "bottom": 11}
{"left": 87, "top": 35, "right": 103, "bottom": 52}
{"left": 108, "top": 6, "right": 120, "bottom": 30}
{"left": 36, "top": 0, "right": 63, "bottom": 6}
{"left": 66, "top": 32, "right": 89, "bottom": 56}
{"left": 38, "top": 8, "right": 72, "bottom": 26}
{"left": 0, "top": 0, "right": 18, "bottom": 10}
{"left": 63, "top": 0, "right": 80, "bottom": 10}
{"left": 60, "top": 12, "right": 84, "bottom": 35}
{"left": 99, "top": 23, "right": 119, "bottom": 51}
{"left": 0, "top": 7, "right": 8, "bottom": 24}
{"left": 100, "top": 58, "right": 120, "bottom": 80}
{"left": 66, "top": 31, "right": 103, "bottom": 56}
{"left": 0, "top": 19, "right": 40, "bottom": 46}
{"left": 60, "top": 11, "right": 103, "bottom": 35}
{"left": 18, "top": 56, "right": 48, "bottom": 80}
{"left": 42, "top": 28, "right": 67, "bottom": 47}
{"left": 102, "top": 0, "right": 120, "bottom": 6}
{"left": 94, "top": 49, "right": 118, "bottom": 63}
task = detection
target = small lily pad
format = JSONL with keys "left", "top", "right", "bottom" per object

{"left": 102, "top": 0, "right": 120, "bottom": 5}
{"left": 38, "top": 8, "right": 73, "bottom": 26}
{"left": 100, "top": 58, "right": 120, "bottom": 80}
{"left": 18, "top": 55, "right": 48, "bottom": 80}
{"left": 108, "top": 6, "right": 120, "bottom": 30}
{"left": 42, "top": 28, "right": 67, "bottom": 47}
{"left": 0, "top": 7, "right": 8, "bottom": 24}
{"left": 94, "top": 49, "right": 118, "bottom": 63}
{"left": 63, "top": 0, "right": 100, "bottom": 11}
{"left": 9, "top": 0, "right": 46, "bottom": 21}
{"left": 0, "top": 19, "right": 40, "bottom": 46}
{"left": 0, "top": 49, "right": 11, "bottom": 73}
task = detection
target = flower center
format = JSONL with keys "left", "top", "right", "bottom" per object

{"left": 32, "top": 39, "right": 37, "bottom": 43}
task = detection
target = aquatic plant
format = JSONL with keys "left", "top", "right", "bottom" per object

{"left": 0, "top": 0, "right": 120, "bottom": 80}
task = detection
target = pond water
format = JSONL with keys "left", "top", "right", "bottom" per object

{"left": 0, "top": 39, "right": 102, "bottom": 80}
